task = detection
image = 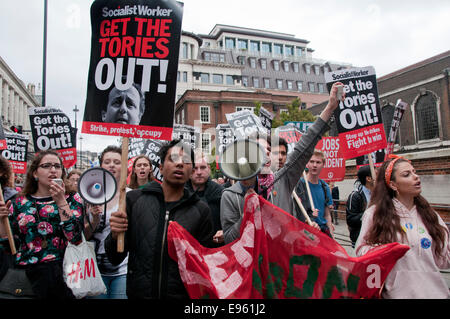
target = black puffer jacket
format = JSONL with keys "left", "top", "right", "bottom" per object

{"left": 105, "top": 181, "right": 213, "bottom": 299}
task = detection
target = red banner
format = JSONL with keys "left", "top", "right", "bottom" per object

{"left": 168, "top": 194, "right": 409, "bottom": 299}
{"left": 317, "top": 136, "right": 345, "bottom": 182}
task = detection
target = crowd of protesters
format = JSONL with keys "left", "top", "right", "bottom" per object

{"left": 0, "top": 82, "right": 448, "bottom": 299}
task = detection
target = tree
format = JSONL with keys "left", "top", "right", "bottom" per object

{"left": 271, "top": 98, "right": 316, "bottom": 128}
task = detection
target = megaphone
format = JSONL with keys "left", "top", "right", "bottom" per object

{"left": 219, "top": 139, "right": 266, "bottom": 181}
{"left": 78, "top": 167, "right": 117, "bottom": 205}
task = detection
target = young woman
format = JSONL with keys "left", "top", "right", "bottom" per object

{"left": 65, "top": 169, "right": 82, "bottom": 194}
{"left": 0, "top": 150, "right": 84, "bottom": 298}
{"left": 84, "top": 146, "right": 129, "bottom": 299}
{"left": 128, "top": 155, "right": 154, "bottom": 189}
{"left": 355, "top": 155, "right": 450, "bottom": 298}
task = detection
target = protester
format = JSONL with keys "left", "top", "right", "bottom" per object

{"left": 128, "top": 155, "right": 155, "bottom": 189}
{"left": 270, "top": 137, "right": 288, "bottom": 172}
{"left": 105, "top": 139, "right": 214, "bottom": 298}
{"left": 221, "top": 82, "right": 343, "bottom": 244}
{"left": 0, "top": 150, "right": 84, "bottom": 298}
{"left": 294, "top": 150, "right": 334, "bottom": 238}
{"left": 329, "top": 182, "right": 340, "bottom": 225}
{"left": 186, "top": 152, "right": 224, "bottom": 246}
{"left": 84, "top": 145, "right": 129, "bottom": 299}
{"left": 345, "top": 165, "right": 375, "bottom": 247}
{"left": 0, "top": 156, "right": 18, "bottom": 282}
{"left": 355, "top": 155, "right": 450, "bottom": 298}
{"left": 66, "top": 169, "right": 82, "bottom": 194}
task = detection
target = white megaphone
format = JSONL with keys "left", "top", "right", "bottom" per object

{"left": 218, "top": 139, "right": 266, "bottom": 181}
{"left": 78, "top": 167, "right": 117, "bottom": 205}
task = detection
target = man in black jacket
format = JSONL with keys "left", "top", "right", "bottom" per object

{"left": 345, "top": 165, "right": 375, "bottom": 248}
{"left": 105, "top": 139, "right": 214, "bottom": 299}
{"left": 186, "top": 152, "right": 224, "bottom": 246}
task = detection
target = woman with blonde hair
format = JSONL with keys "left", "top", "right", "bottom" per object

{"left": 355, "top": 155, "right": 450, "bottom": 298}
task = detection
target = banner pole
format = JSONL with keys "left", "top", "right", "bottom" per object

{"left": 0, "top": 185, "right": 16, "bottom": 255}
{"left": 367, "top": 153, "right": 376, "bottom": 180}
{"left": 292, "top": 190, "right": 313, "bottom": 226}
{"left": 117, "top": 137, "right": 129, "bottom": 253}
{"left": 303, "top": 171, "right": 316, "bottom": 213}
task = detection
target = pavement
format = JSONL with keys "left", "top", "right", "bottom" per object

{"left": 332, "top": 217, "right": 450, "bottom": 291}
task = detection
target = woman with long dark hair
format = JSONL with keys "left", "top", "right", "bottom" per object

{"left": 128, "top": 155, "right": 154, "bottom": 189}
{"left": 0, "top": 150, "right": 84, "bottom": 298}
{"left": 355, "top": 155, "right": 449, "bottom": 298}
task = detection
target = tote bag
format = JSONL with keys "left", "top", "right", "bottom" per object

{"left": 63, "top": 234, "right": 106, "bottom": 299}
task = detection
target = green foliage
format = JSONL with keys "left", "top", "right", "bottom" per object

{"left": 272, "top": 98, "right": 316, "bottom": 128}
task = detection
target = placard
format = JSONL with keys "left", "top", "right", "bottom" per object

{"left": 325, "top": 66, "right": 387, "bottom": 159}
{"left": 2, "top": 132, "right": 29, "bottom": 174}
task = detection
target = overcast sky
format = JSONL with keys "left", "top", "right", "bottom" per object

{"left": 1, "top": 0, "right": 449, "bottom": 153}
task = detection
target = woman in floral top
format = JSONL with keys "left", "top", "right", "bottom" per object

{"left": 0, "top": 150, "right": 84, "bottom": 298}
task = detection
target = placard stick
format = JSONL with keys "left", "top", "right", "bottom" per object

{"left": 367, "top": 153, "right": 376, "bottom": 180}
{"left": 0, "top": 185, "right": 16, "bottom": 255}
{"left": 117, "top": 137, "right": 129, "bottom": 253}
{"left": 303, "top": 171, "right": 316, "bottom": 213}
{"left": 292, "top": 190, "right": 313, "bottom": 226}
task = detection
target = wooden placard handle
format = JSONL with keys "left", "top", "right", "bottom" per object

{"left": 117, "top": 137, "right": 129, "bottom": 253}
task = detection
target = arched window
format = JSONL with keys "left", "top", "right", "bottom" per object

{"left": 415, "top": 92, "right": 439, "bottom": 141}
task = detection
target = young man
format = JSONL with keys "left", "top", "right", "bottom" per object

{"left": 346, "top": 165, "right": 375, "bottom": 247}
{"left": 186, "top": 152, "right": 225, "bottom": 246}
{"left": 220, "top": 82, "right": 343, "bottom": 244}
{"left": 270, "top": 137, "right": 288, "bottom": 172}
{"left": 295, "top": 150, "right": 334, "bottom": 237}
{"left": 105, "top": 139, "right": 214, "bottom": 299}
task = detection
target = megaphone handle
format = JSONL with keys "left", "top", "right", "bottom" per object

{"left": 292, "top": 190, "right": 313, "bottom": 226}
{"left": 0, "top": 186, "right": 16, "bottom": 255}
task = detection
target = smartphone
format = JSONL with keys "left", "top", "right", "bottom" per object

{"left": 52, "top": 178, "right": 63, "bottom": 186}
{"left": 336, "top": 84, "right": 344, "bottom": 101}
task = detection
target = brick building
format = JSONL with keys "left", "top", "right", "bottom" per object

{"left": 309, "top": 51, "right": 450, "bottom": 223}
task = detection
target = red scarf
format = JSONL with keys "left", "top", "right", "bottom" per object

{"left": 257, "top": 173, "right": 274, "bottom": 199}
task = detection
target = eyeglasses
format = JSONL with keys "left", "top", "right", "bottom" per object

{"left": 39, "top": 163, "right": 63, "bottom": 170}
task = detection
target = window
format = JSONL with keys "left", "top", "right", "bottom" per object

{"left": 264, "top": 78, "right": 270, "bottom": 89}
{"left": 285, "top": 46, "right": 293, "bottom": 56}
{"left": 200, "top": 73, "right": 209, "bottom": 83}
{"left": 314, "top": 65, "right": 320, "bottom": 75}
{"left": 301, "top": 103, "right": 307, "bottom": 110}
{"left": 280, "top": 109, "right": 289, "bottom": 115}
{"left": 308, "top": 82, "right": 315, "bottom": 92}
{"left": 225, "top": 38, "right": 235, "bottom": 49}
{"left": 260, "top": 59, "right": 267, "bottom": 70}
{"left": 238, "top": 39, "right": 248, "bottom": 50}
{"left": 276, "top": 79, "right": 283, "bottom": 90}
{"left": 287, "top": 80, "right": 293, "bottom": 90}
{"left": 293, "top": 63, "right": 299, "bottom": 73}
{"left": 296, "top": 47, "right": 303, "bottom": 57}
{"left": 250, "top": 58, "right": 257, "bottom": 68}
{"left": 273, "top": 44, "right": 283, "bottom": 55}
{"left": 226, "top": 75, "right": 234, "bottom": 85}
{"left": 177, "top": 71, "right": 180, "bottom": 82}
{"left": 200, "top": 106, "right": 210, "bottom": 123}
{"left": 182, "top": 108, "right": 185, "bottom": 124}
{"left": 297, "top": 81, "right": 303, "bottom": 92}
{"left": 305, "top": 64, "right": 311, "bottom": 74}
{"left": 201, "top": 133, "right": 211, "bottom": 154}
{"left": 250, "top": 41, "right": 260, "bottom": 52}
{"left": 237, "top": 56, "right": 245, "bottom": 65}
{"left": 261, "top": 42, "right": 271, "bottom": 54}
{"left": 183, "top": 72, "right": 188, "bottom": 82}
{"left": 242, "top": 76, "right": 249, "bottom": 87}
{"left": 213, "top": 74, "right": 223, "bottom": 84}
{"left": 236, "top": 106, "right": 255, "bottom": 112}
{"left": 318, "top": 83, "right": 325, "bottom": 93}
{"left": 415, "top": 92, "right": 440, "bottom": 140}
{"left": 273, "top": 60, "right": 280, "bottom": 71}
{"left": 253, "top": 77, "right": 260, "bottom": 88}
{"left": 283, "top": 61, "right": 290, "bottom": 72}
{"left": 182, "top": 43, "right": 188, "bottom": 59}
{"left": 204, "top": 52, "right": 210, "bottom": 61}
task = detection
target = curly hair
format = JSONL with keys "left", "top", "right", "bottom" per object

{"left": 0, "top": 155, "right": 13, "bottom": 188}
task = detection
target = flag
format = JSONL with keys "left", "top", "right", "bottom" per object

{"left": 168, "top": 194, "right": 409, "bottom": 299}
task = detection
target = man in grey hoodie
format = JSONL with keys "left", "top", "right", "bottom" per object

{"left": 220, "top": 82, "right": 343, "bottom": 244}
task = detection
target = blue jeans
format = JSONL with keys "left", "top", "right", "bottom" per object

{"left": 91, "top": 274, "right": 127, "bottom": 299}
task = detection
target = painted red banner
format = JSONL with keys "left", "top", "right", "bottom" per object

{"left": 338, "top": 123, "right": 386, "bottom": 159}
{"left": 317, "top": 136, "right": 345, "bottom": 182}
{"left": 168, "top": 194, "right": 409, "bottom": 299}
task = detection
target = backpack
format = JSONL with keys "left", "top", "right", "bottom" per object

{"left": 294, "top": 178, "right": 330, "bottom": 220}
